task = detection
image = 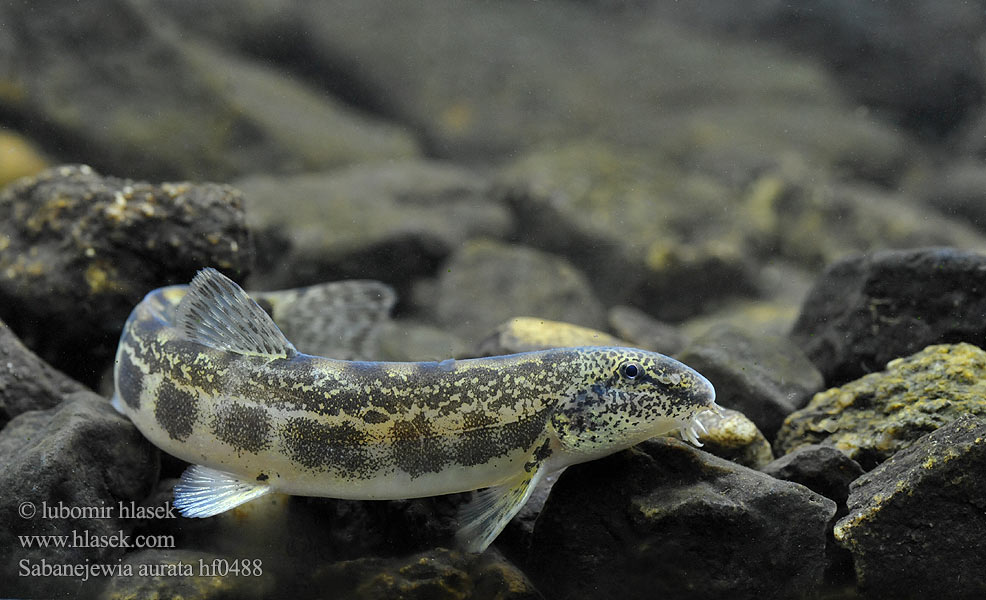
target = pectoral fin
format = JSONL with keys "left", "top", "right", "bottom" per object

{"left": 455, "top": 466, "right": 546, "bottom": 553}
{"left": 173, "top": 465, "right": 271, "bottom": 518}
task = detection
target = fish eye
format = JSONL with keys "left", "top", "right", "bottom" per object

{"left": 621, "top": 363, "right": 641, "bottom": 380}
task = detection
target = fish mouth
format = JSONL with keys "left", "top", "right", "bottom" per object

{"left": 679, "top": 401, "right": 723, "bottom": 447}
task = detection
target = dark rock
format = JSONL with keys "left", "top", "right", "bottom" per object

{"left": 474, "top": 317, "right": 630, "bottom": 358}
{"left": 790, "top": 248, "right": 986, "bottom": 386}
{"left": 0, "top": 0, "right": 416, "bottom": 180}
{"left": 0, "top": 165, "right": 251, "bottom": 386}
{"left": 762, "top": 445, "right": 863, "bottom": 512}
{"left": 677, "top": 324, "right": 824, "bottom": 439}
{"left": 312, "top": 548, "right": 542, "bottom": 600}
{"left": 0, "top": 392, "right": 159, "bottom": 598}
{"left": 762, "top": 445, "right": 865, "bottom": 591}
{"left": 775, "top": 343, "right": 986, "bottom": 470}
{"left": 0, "top": 317, "right": 86, "bottom": 428}
{"left": 499, "top": 142, "right": 761, "bottom": 319}
{"left": 607, "top": 305, "right": 687, "bottom": 355}
{"left": 528, "top": 437, "right": 835, "bottom": 600}
{"left": 693, "top": 407, "right": 774, "bottom": 469}
{"left": 99, "top": 549, "right": 274, "bottom": 600}
{"left": 833, "top": 416, "right": 986, "bottom": 599}
{"left": 237, "top": 160, "right": 507, "bottom": 297}
{"left": 433, "top": 240, "right": 607, "bottom": 344}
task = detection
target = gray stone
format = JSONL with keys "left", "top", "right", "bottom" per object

{"left": 499, "top": 142, "right": 761, "bottom": 320}
{"left": 432, "top": 240, "right": 606, "bottom": 344}
{"left": 377, "top": 320, "right": 469, "bottom": 362}
{"left": 790, "top": 248, "right": 986, "bottom": 386}
{"left": 528, "top": 437, "right": 835, "bottom": 600}
{"left": 678, "top": 324, "right": 824, "bottom": 439}
{"left": 0, "top": 392, "right": 158, "bottom": 598}
{"left": 0, "top": 317, "right": 86, "bottom": 428}
{"left": 0, "top": 0, "right": 417, "bottom": 180}
{"left": 0, "top": 165, "right": 251, "bottom": 386}
{"left": 237, "top": 160, "right": 507, "bottom": 295}
{"left": 834, "top": 416, "right": 986, "bottom": 599}
{"left": 607, "top": 305, "right": 687, "bottom": 355}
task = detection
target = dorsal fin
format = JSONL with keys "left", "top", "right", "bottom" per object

{"left": 175, "top": 268, "right": 296, "bottom": 358}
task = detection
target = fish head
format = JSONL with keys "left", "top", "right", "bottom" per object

{"left": 548, "top": 348, "right": 718, "bottom": 461}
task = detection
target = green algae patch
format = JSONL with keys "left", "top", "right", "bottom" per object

{"left": 775, "top": 343, "right": 986, "bottom": 468}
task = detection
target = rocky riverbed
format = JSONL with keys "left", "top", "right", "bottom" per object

{"left": 2, "top": 1, "right": 986, "bottom": 599}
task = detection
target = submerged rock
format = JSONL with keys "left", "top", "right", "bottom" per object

{"left": 238, "top": 160, "right": 506, "bottom": 295}
{"left": 433, "top": 240, "right": 606, "bottom": 344}
{"left": 762, "top": 445, "right": 864, "bottom": 516}
{"left": 0, "top": 392, "right": 158, "bottom": 598}
{"left": 528, "top": 437, "right": 835, "bottom": 600}
{"left": 312, "top": 548, "right": 542, "bottom": 600}
{"left": 0, "top": 318, "right": 86, "bottom": 428}
{"left": 607, "top": 305, "right": 688, "bottom": 355}
{"left": 677, "top": 324, "right": 823, "bottom": 439}
{"left": 692, "top": 407, "right": 774, "bottom": 469}
{"left": 790, "top": 247, "right": 986, "bottom": 386}
{"left": 834, "top": 416, "right": 986, "bottom": 599}
{"left": 500, "top": 142, "right": 760, "bottom": 320}
{"left": 775, "top": 343, "right": 986, "bottom": 470}
{"left": 762, "top": 445, "right": 865, "bottom": 590}
{"left": 474, "top": 317, "right": 630, "bottom": 357}
{"left": 0, "top": 165, "right": 251, "bottom": 386}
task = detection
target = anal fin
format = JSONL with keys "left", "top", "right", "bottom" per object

{"left": 173, "top": 465, "right": 271, "bottom": 518}
{"left": 456, "top": 466, "right": 545, "bottom": 553}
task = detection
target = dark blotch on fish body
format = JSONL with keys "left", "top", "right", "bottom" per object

{"left": 362, "top": 410, "right": 390, "bottom": 424}
{"left": 390, "top": 414, "right": 447, "bottom": 478}
{"left": 116, "top": 350, "right": 144, "bottom": 409}
{"left": 282, "top": 417, "right": 375, "bottom": 477}
{"left": 155, "top": 381, "right": 199, "bottom": 441}
{"left": 213, "top": 401, "right": 272, "bottom": 454}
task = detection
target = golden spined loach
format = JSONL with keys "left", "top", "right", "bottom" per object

{"left": 112, "top": 268, "right": 719, "bottom": 553}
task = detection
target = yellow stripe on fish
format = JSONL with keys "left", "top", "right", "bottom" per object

{"left": 112, "top": 268, "right": 718, "bottom": 552}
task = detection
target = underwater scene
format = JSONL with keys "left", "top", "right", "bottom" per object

{"left": 2, "top": 1, "right": 986, "bottom": 599}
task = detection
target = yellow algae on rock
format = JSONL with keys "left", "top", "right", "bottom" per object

{"left": 776, "top": 343, "right": 986, "bottom": 468}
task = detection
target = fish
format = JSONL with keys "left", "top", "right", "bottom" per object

{"left": 112, "top": 268, "right": 719, "bottom": 552}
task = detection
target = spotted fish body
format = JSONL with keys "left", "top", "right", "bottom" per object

{"left": 113, "top": 269, "right": 718, "bottom": 551}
